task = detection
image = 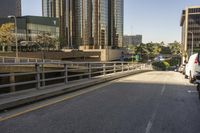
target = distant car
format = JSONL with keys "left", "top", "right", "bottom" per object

{"left": 185, "top": 53, "right": 200, "bottom": 83}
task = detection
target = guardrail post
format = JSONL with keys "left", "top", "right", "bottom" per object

{"left": 9, "top": 73, "right": 16, "bottom": 92}
{"left": 141, "top": 64, "right": 144, "bottom": 70}
{"left": 103, "top": 63, "right": 106, "bottom": 76}
{"left": 64, "top": 64, "right": 68, "bottom": 84}
{"left": 144, "top": 64, "right": 146, "bottom": 70}
{"left": 2, "top": 57, "right": 5, "bottom": 64}
{"left": 132, "top": 63, "right": 135, "bottom": 70}
{"left": 121, "top": 63, "right": 124, "bottom": 72}
{"left": 35, "top": 64, "right": 41, "bottom": 89}
{"left": 114, "top": 63, "right": 116, "bottom": 73}
{"left": 128, "top": 63, "right": 130, "bottom": 71}
{"left": 41, "top": 64, "right": 45, "bottom": 87}
{"left": 89, "top": 63, "right": 92, "bottom": 79}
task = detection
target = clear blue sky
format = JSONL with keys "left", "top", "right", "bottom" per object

{"left": 22, "top": 0, "right": 200, "bottom": 44}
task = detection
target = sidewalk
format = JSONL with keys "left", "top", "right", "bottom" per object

{"left": 0, "top": 69, "right": 151, "bottom": 111}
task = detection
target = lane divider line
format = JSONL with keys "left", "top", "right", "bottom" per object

{"left": 145, "top": 77, "right": 166, "bottom": 133}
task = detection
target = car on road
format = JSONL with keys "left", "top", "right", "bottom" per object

{"left": 185, "top": 53, "right": 200, "bottom": 83}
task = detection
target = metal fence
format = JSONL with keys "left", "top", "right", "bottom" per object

{"left": 0, "top": 62, "right": 152, "bottom": 95}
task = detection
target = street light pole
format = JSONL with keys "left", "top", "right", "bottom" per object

{"left": 8, "top": 15, "right": 18, "bottom": 62}
{"left": 188, "top": 31, "right": 194, "bottom": 56}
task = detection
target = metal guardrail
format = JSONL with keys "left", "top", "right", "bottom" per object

{"left": 0, "top": 56, "right": 62, "bottom": 64}
{"left": 0, "top": 62, "right": 152, "bottom": 95}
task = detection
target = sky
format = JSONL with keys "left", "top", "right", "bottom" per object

{"left": 22, "top": 0, "right": 200, "bottom": 44}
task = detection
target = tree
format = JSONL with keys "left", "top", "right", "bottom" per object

{"left": 152, "top": 43, "right": 162, "bottom": 56}
{"left": 146, "top": 42, "right": 161, "bottom": 57}
{"left": 133, "top": 42, "right": 162, "bottom": 61}
{"left": 168, "top": 41, "right": 181, "bottom": 56}
{"left": 35, "top": 32, "right": 57, "bottom": 51}
{"left": 0, "top": 23, "right": 15, "bottom": 52}
{"left": 127, "top": 44, "right": 137, "bottom": 54}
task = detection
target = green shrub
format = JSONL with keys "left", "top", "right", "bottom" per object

{"left": 165, "top": 57, "right": 181, "bottom": 66}
{"left": 163, "top": 61, "right": 170, "bottom": 69}
{"left": 152, "top": 61, "right": 170, "bottom": 71}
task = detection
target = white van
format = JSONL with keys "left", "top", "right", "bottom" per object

{"left": 185, "top": 53, "right": 200, "bottom": 83}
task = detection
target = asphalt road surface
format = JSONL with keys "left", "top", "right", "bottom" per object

{"left": 0, "top": 71, "right": 200, "bottom": 133}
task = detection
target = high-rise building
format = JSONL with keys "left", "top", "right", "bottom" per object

{"left": 42, "top": 0, "right": 124, "bottom": 49}
{"left": 180, "top": 6, "right": 200, "bottom": 60}
{"left": 124, "top": 35, "right": 142, "bottom": 46}
{"left": 42, "top": 0, "right": 65, "bottom": 18}
{"left": 42, "top": 0, "right": 81, "bottom": 48}
{"left": 0, "top": 0, "right": 21, "bottom": 17}
{"left": 42, "top": 0, "right": 67, "bottom": 48}
{"left": 110, "top": 0, "right": 124, "bottom": 48}
{"left": 65, "top": 0, "right": 82, "bottom": 49}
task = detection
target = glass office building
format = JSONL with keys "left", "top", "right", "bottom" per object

{"left": 42, "top": 0, "right": 65, "bottom": 17}
{"left": 111, "top": 0, "right": 124, "bottom": 48}
{"left": 42, "top": 0, "right": 66, "bottom": 48}
{"left": 42, "top": 0, "right": 124, "bottom": 49}
{"left": 82, "top": 0, "right": 92, "bottom": 47}
{"left": 181, "top": 6, "right": 200, "bottom": 60}
{"left": 65, "top": 0, "right": 82, "bottom": 48}
{"left": 0, "top": 16, "right": 59, "bottom": 45}
{"left": 0, "top": 0, "right": 21, "bottom": 17}
{"left": 92, "top": 0, "right": 109, "bottom": 49}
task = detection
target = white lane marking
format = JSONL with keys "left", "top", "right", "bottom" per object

{"left": 145, "top": 79, "right": 166, "bottom": 133}
{"left": 161, "top": 84, "right": 166, "bottom": 96}
{"left": 188, "top": 90, "right": 198, "bottom": 93}
{"left": 0, "top": 80, "right": 115, "bottom": 122}
{"left": 145, "top": 100, "right": 160, "bottom": 133}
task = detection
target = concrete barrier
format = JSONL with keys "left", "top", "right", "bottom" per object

{"left": 0, "top": 69, "right": 152, "bottom": 111}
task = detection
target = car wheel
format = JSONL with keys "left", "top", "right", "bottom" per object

{"left": 197, "top": 84, "right": 200, "bottom": 92}
{"left": 185, "top": 75, "right": 188, "bottom": 79}
{"left": 199, "top": 91, "right": 200, "bottom": 100}
{"left": 189, "top": 72, "right": 194, "bottom": 83}
{"left": 189, "top": 77, "right": 193, "bottom": 83}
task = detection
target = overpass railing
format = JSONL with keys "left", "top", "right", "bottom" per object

{"left": 0, "top": 62, "right": 152, "bottom": 95}
{"left": 0, "top": 56, "right": 61, "bottom": 64}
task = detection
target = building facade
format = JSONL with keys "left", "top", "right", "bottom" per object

{"left": 123, "top": 35, "right": 142, "bottom": 46}
{"left": 42, "top": 0, "right": 124, "bottom": 49}
{"left": 0, "top": 16, "right": 59, "bottom": 46}
{"left": 0, "top": 0, "right": 21, "bottom": 17}
{"left": 42, "top": 0, "right": 66, "bottom": 48}
{"left": 110, "top": 0, "right": 124, "bottom": 48}
{"left": 180, "top": 6, "right": 200, "bottom": 60}
{"left": 67, "top": 0, "right": 82, "bottom": 49}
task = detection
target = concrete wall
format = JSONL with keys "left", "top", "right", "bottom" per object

{"left": 81, "top": 49, "right": 126, "bottom": 61}
{"left": 0, "top": 49, "right": 127, "bottom": 62}
{"left": 0, "top": 51, "right": 101, "bottom": 61}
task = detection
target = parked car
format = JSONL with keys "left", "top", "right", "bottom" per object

{"left": 185, "top": 53, "right": 200, "bottom": 83}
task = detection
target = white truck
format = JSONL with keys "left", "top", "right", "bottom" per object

{"left": 185, "top": 53, "right": 200, "bottom": 83}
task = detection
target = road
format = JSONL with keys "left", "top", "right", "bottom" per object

{"left": 0, "top": 71, "right": 200, "bottom": 133}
